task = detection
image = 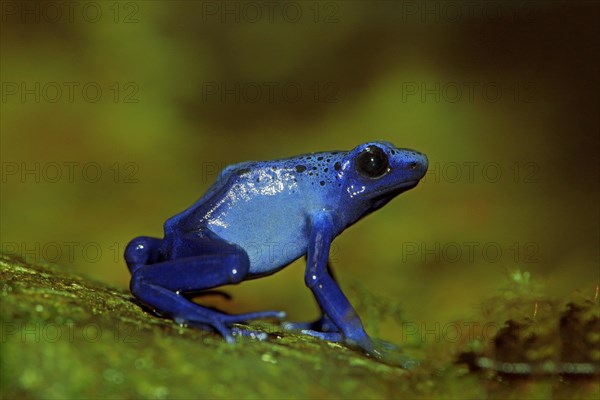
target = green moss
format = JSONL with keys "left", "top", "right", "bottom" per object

{"left": 1, "top": 254, "right": 598, "bottom": 399}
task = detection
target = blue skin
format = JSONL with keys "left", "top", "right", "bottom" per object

{"left": 125, "top": 141, "right": 428, "bottom": 358}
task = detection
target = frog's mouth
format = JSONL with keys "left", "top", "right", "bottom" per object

{"left": 370, "top": 180, "right": 420, "bottom": 210}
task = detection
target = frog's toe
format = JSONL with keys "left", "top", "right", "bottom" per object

{"left": 281, "top": 321, "right": 312, "bottom": 331}
{"left": 300, "top": 329, "right": 343, "bottom": 342}
{"left": 222, "top": 310, "right": 286, "bottom": 324}
{"left": 184, "top": 318, "right": 237, "bottom": 343}
{"left": 231, "top": 327, "right": 269, "bottom": 341}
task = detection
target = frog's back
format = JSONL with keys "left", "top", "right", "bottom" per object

{"left": 170, "top": 151, "right": 346, "bottom": 275}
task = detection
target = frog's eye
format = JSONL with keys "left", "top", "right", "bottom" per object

{"left": 355, "top": 146, "right": 389, "bottom": 178}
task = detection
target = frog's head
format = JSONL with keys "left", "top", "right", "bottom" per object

{"left": 339, "top": 141, "right": 428, "bottom": 220}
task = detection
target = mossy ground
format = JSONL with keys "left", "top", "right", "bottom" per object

{"left": 1, "top": 253, "right": 597, "bottom": 399}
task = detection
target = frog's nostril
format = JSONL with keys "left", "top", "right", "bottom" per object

{"left": 408, "top": 161, "right": 418, "bottom": 170}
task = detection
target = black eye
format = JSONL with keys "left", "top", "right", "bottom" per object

{"left": 355, "top": 146, "right": 389, "bottom": 178}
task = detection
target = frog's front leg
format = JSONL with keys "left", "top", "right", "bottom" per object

{"left": 125, "top": 233, "right": 285, "bottom": 342}
{"left": 301, "top": 212, "right": 379, "bottom": 354}
{"left": 281, "top": 262, "right": 339, "bottom": 333}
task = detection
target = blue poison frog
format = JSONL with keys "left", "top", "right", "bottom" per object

{"left": 125, "top": 141, "right": 428, "bottom": 359}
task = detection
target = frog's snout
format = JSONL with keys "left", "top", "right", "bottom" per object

{"left": 403, "top": 150, "right": 428, "bottom": 180}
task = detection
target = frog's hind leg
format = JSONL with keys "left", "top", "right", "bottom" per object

{"left": 125, "top": 236, "right": 163, "bottom": 274}
{"left": 128, "top": 233, "right": 285, "bottom": 343}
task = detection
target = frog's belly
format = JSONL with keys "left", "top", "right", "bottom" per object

{"left": 207, "top": 205, "right": 310, "bottom": 275}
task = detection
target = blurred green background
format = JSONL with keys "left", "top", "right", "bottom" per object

{"left": 1, "top": 0, "right": 598, "bottom": 344}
